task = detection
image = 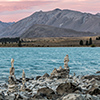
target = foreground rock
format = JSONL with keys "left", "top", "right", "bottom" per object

{"left": 62, "top": 93, "right": 100, "bottom": 100}
{"left": 56, "top": 82, "right": 81, "bottom": 95}
{"left": 0, "top": 56, "right": 100, "bottom": 100}
{"left": 33, "top": 87, "right": 56, "bottom": 99}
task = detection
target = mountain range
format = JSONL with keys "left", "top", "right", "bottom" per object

{"left": 0, "top": 21, "right": 14, "bottom": 32}
{"left": 0, "top": 9, "right": 100, "bottom": 38}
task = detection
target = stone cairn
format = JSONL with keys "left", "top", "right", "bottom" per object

{"left": 8, "top": 58, "right": 18, "bottom": 92}
{"left": 64, "top": 54, "right": 70, "bottom": 73}
{"left": 20, "top": 70, "right": 26, "bottom": 91}
{"left": 51, "top": 55, "right": 70, "bottom": 78}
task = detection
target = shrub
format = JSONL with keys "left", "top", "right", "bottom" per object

{"left": 89, "top": 38, "right": 92, "bottom": 45}
{"left": 18, "top": 40, "right": 22, "bottom": 47}
{"left": 79, "top": 40, "right": 83, "bottom": 45}
{"left": 85, "top": 40, "right": 88, "bottom": 45}
{"left": 91, "top": 44, "right": 96, "bottom": 47}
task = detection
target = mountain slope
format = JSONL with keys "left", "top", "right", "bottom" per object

{"left": 0, "top": 21, "right": 14, "bottom": 31}
{"left": 20, "top": 24, "right": 95, "bottom": 38}
{"left": 0, "top": 9, "right": 100, "bottom": 38}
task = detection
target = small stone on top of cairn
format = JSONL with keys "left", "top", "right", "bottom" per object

{"left": 64, "top": 55, "right": 69, "bottom": 69}
{"left": 8, "top": 58, "right": 18, "bottom": 92}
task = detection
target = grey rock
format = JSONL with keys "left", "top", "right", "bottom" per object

{"left": 0, "top": 92, "right": 5, "bottom": 100}
{"left": 37, "top": 87, "right": 56, "bottom": 99}
{"left": 56, "top": 82, "right": 81, "bottom": 95}
{"left": 96, "top": 71, "right": 100, "bottom": 73}
{"left": 50, "top": 68, "right": 69, "bottom": 79}
{"left": 42, "top": 73, "right": 49, "bottom": 78}
{"left": 36, "top": 76, "right": 41, "bottom": 80}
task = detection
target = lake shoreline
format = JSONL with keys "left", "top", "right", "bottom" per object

{"left": 0, "top": 63, "right": 100, "bottom": 100}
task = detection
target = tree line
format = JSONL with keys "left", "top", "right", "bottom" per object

{"left": 80, "top": 38, "right": 92, "bottom": 46}
{"left": 0, "top": 37, "right": 22, "bottom": 47}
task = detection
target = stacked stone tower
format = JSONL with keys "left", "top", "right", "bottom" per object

{"left": 64, "top": 54, "right": 70, "bottom": 74}
{"left": 8, "top": 58, "right": 17, "bottom": 92}
{"left": 20, "top": 70, "right": 26, "bottom": 91}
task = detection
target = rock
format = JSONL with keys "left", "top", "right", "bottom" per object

{"left": 14, "top": 94, "right": 23, "bottom": 100}
{"left": 96, "top": 71, "right": 100, "bottom": 73}
{"left": 89, "top": 88, "right": 100, "bottom": 95}
{"left": 25, "top": 88, "right": 32, "bottom": 92}
{"left": 0, "top": 92, "right": 5, "bottom": 100}
{"left": 32, "top": 94, "right": 45, "bottom": 100}
{"left": 50, "top": 68, "right": 69, "bottom": 79}
{"left": 43, "top": 73, "right": 49, "bottom": 78}
{"left": 16, "top": 79, "right": 22, "bottom": 83}
{"left": 37, "top": 87, "right": 56, "bottom": 99}
{"left": 62, "top": 93, "right": 100, "bottom": 100}
{"left": 50, "top": 55, "right": 70, "bottom": 79}
{"left": 51, "top": 68, "right": 58, "bottom": 76}
{"left": 36, "top": 76, "right": 41, "bottom": 80}
{"left": 57, "top": 66, "right": 63, "bottom": 71}
{"left": 56, "top": 82, "right": 81, "bottom": 95}
{"left": 83, "top": 75, "right": 100, "bottom": 81}
{"left": 62, "top": 94, "right": 85, "bottom": 100}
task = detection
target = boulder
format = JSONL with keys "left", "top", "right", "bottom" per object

{"left": 0, "top": 92, "right": 5, "bottom": 100}
{"left": 50, "top": 68, "right": 69, "bottom": 79}
{"left": 62, "top": 93, "right": 100, "bottom": 100}
{"left": 37, "top": 87, "right": 56, "bottom": 99}
{"left": 32, "top": 94, "right": 45, "bottom": 100}
{"left": 56, "top": 82, "right": 81, "bottom": 95}
{"left": 96, "top": 71, "right": 100, "bottom": 73}
{"left": 88, "top": 87, "right": 100, "bottom": 95}
{"left": 36, "top": 76, "right": 41, "bottom": 80}
{"left": 83, "top": 75, "right": 100, "bottom": 81}
{"left": 43, "top": 73, "right": 49, "bottom": 78}
{"left": 62, "top": 94, "right": 85, "bottom": 100}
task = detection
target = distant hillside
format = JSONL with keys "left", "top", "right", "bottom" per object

{"left": 0, "top": 21, "right": 14, "bottom": 31}
{"left": 0, "top": 9, "right": 100, "bottom": 38}
{"left": 21, "top": 24, "right": 95, "bottom": 38}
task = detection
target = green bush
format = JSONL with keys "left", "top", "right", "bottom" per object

{"left": 79, "top": 40, "right": 83, "bottom": 45}
{"left": 85, "top": 40, "right": 88, "bottom": 45}
{"left": 89, "top": 38, "right": 92, "bottom": 45}
{"left": 91, "top": 44, "right": 96, "bottom": 47}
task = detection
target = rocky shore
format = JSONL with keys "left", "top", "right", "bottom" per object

{"left": 0, "top": 56, "right": 100, "bottom": 100}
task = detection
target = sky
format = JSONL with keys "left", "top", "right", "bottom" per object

{"left": 0, "top": 0, "right": 100, "bottom": 22}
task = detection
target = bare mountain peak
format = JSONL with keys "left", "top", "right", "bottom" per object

{"left": 0, "top": 9, "right": 100, "bottom": 38}
{"left": 53, "top": 8, "right": 61, "bottom": 11}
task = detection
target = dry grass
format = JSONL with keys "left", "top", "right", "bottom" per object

{"left": 0, "top": 36, "right": 100, "bottom": 47}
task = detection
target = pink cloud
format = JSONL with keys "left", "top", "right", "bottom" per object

{"left": 0, "top": 1, "right": 55, "bottom": 12}
{"left": 0, "top": 0, "right": 100, "bottom": 22}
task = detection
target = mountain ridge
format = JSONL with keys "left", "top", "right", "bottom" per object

{"left": 0, "top": 21, "right": 14, "bottom": 32}
{"left": 0, "top": 9, "right": 100, "bottom": 38}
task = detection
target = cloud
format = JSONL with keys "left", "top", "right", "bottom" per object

{"left": 0, "top": 0, "right": 100, "bottom": 22}
{"left": 0, "top": 1, "right": 56, "bottom": 12}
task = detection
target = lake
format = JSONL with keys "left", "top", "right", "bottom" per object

{"left": 0, "top": 47, "right": 100, "bottom": 83}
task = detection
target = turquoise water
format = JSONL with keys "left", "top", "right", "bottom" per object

{"left": 0, "top": 47, "right": 100, "bottom": 83}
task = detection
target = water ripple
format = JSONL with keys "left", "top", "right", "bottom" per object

{"left": 0, "top": 47, "right": 100, "bottom": 83}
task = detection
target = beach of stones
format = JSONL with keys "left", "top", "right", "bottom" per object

{"left": 0, "top": 55, "right": 100, "bottom": 100}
